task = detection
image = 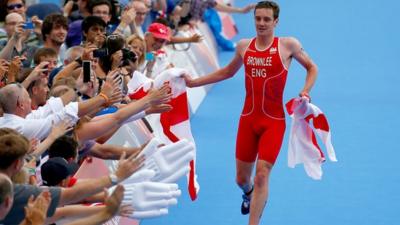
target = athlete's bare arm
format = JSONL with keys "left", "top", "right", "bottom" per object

{"left": 280, "top": 37, "right": 318, "bottom": 96}
{"left": 183, "top": 39, "right": 251, "bottom": 87}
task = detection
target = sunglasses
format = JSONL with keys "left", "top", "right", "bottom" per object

{"left": 7, "top": 3, "right": 23, "bottom": 10}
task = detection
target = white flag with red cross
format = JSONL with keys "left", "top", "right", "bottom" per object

{"left": 285, "top": 97, "right": 337, "bottom": 180}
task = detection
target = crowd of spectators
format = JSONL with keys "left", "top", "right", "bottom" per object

{"left": 0, "top": 0, "right": 255, "bottom": 224}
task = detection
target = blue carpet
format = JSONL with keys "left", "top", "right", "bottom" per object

{"left": 143, "top": 1, "right": 400, "bottom": 225}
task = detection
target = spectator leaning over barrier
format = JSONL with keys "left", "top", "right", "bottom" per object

{"left": 39, "top": 157, "right": 133, "bottom": 224}
{"left": 0, "top": 77, "right": 118, "bottom": 140}
{"left": 0, "top": 129, "right": 145, "bottom": 225}
{"left": 0, "top": 129, "right": 144, "bottom": 224}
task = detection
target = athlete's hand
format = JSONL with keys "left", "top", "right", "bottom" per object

{"left": 181, "top": 74, "right": 195, "bottom": 88}
{"left": 299, "top": 91, "right": 311, "bottom": 102}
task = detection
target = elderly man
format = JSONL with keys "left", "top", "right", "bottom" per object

{"left": 0, "top": 82, "right": 115, "bottom": 140}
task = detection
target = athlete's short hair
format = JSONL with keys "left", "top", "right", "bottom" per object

{"left": 255, "top": 1, "right": 280, "bottom": 20}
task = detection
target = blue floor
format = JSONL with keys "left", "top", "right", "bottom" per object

{"left": 144, "top": 1, "right": 400, "bottom": 225}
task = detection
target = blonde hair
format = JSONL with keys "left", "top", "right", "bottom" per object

{"left": 126, "top": 34, "right": 146, "bottom": 66}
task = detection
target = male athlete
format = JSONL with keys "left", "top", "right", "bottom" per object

{"left": 183, "top": 1, "right": 318, "bottom": 225}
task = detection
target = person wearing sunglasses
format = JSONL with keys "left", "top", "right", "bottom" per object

{"left": 6, "top": 0, "right": 26, "bottom": 19}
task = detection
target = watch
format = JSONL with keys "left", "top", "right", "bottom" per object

{"left": 109, "top": 174, "right": 119, "bottom": 185}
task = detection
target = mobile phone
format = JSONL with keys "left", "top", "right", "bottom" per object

{"left": 83, "top": 60, "right": 91, "bottom": 83}
{"left": 24, "top": 22, "right": 34, "bottom": 30}
{"left": 145, "top": 52, "right": 154, "bottom": 61}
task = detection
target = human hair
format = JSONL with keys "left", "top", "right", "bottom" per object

{"left": 126, "top": 34, "right": 146, "bottom": 65}
{"left": 64, "top": 46, "right": 84, "bottom": 64}
{"left": 81, "top": 15, "right": 107, "bottom": 34}
{"left": 0, "top": 133, "right": 29, "bottom": 170}
{"left": 41, "top": 13, "right": 68, "bottom": 41}
{"left": 48, "top": 135, "right": 78, "bottom": 160}
{"left": 0, "top": 174, "right": 13, "bottom": 205}
{"left": 33, "top": 47, "right": 58, "bottom": 65}
{"left": 0, "top": 83, "right": 23, "bottom": 114}
{"left": 88, "top": 0, "right": 112, "bottom": 14}
{"left": 254, "top": 1, "right": 280, "bottom": 20}
{"left": 0, "top": 127, "right": 20, "bottom": 136}
{"left": 52, "top": 77, "right": 77, "bottom": 91}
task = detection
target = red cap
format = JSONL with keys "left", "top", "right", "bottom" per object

{"left": 147, "top": 22, "right": 171, "bottom": 41}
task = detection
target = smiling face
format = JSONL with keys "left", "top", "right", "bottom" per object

{"left": 145, "top": 33, "right": 167, "bottom": 52}
{"left": 254, "top": 8, "right": 278, "bottom": 37}
{"left": 129, "top": 38, "right": 145, "bottom": 60}
{"left": 47, "top": 23, "right": 68, "bottom": 45}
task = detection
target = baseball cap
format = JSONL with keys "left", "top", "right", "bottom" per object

{"left": 41, "top": 157, "right": 79, "bottom": 186}
{"left": 147, "top": 22, "right": 171, "bottom": 41}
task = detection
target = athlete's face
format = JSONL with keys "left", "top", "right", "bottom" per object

{"left": 254, "top": 8, "right": 278, "bottom": 36}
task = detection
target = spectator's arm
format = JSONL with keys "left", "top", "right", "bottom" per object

{"left": 74, "top": 84, "right": 170, "bottom": 143}
{"left": 0, "top": 22, "right": 24, "bottom": 60}
{"left": 59, "top": 155, "right": 144, "bottom": 206}
{"left": 21, "top": 62, "right": 49, "bottom": 89}
{"left": 63, "top": 185, "right": 125, "bottom": 225}
{"left": 0, "top": 37, "right": 17, "bottom": 60}
{"left": 53, "top": 61, "right": 81, "bottom": 83}
{"left": 169, "top": 33, "right": 203, "bottom": 44}
{"left": 46, "top": 205, "right": 106, "bottom": 224}
{"left": 30, "top": 121, "right": 73, "bottom": 157}
{"left": 214, "top": 2, "right": 255, "bottom": 14}
{"left": 89, "top": 143, "right": 142, "bottom": 160}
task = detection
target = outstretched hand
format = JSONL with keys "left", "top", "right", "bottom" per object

{"left": 181, "top": 73, "right": 195, "bottom": 87}
{"left": 103, "top": 185, "right": 125, "bottom": 218}
{"left": 146, "top": 84, "right": 173, "bottom": 105}
{"left": 23, "top": 191, "right": 52, "bottom": 225}
{"left": 241, "top": 4, "right": 256, "bottom": 13}
{"left": 114, "top": 151, "right": 145, "bottom": 183}
{"left": 145, "top": 103, "right": 173, "bottom": 115}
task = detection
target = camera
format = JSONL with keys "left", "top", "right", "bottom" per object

{"left": 121, "top": 48, "right": 137, "bottom": 66}
{"left": 23, "top": 22, "right": 34, "bottom": 30}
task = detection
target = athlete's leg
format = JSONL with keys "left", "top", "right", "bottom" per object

{"left": 248, "top": 118, "right": 285, "bottom": 225}
{"left": 248, "top": 159, "right": 272, "bottom": 225}
{"left": 236, "top": 159, "right": 254, "bottom": 192}
{"left": 235, "top": 115, "right": 258, "bottom": 214}
{"left": 236, "top": 115, "right": 258, "bottom": 191}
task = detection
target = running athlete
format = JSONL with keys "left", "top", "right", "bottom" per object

{"left": 183, "top": 1, "right": 318, "bottom": 225}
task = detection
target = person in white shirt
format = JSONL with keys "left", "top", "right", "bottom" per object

{"left": 0, "top": 81, "right": 116, "bottom": 140}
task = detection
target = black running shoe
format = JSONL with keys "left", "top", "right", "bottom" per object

{"left": 241, "top": 193, "right": 251, "bottom": 215}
